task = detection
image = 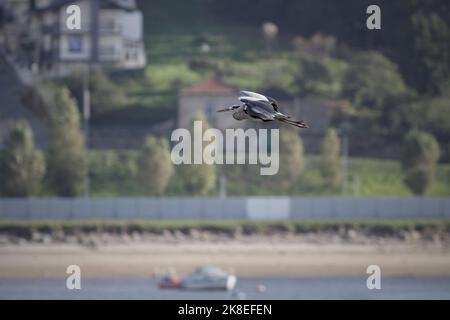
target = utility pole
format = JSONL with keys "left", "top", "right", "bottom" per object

{"left": 82, "top": 0, "right": 99, "bottom": 198}
{"left": 219, "top": 175, "right": 227, "bottom": 198}
{"left": 353, "top": 175, "right": 360, "bottom": 196}
{"left": 341, "top": 135, "right": 349, "bottom": 196}
{"left": 262, "top": 22, "right": 278, "bottom": 57}
{"left": 83, "top": 63, "right": 90, "bottom": 197}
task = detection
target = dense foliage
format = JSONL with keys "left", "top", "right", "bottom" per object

{"left": 401, "top": 130, "right": 440, "bottom": 195}
{"left": 41, "top": 83, "right": 88, "bottom": 197}
{"left": 0, "top": 121, "right": 45, "bottom": 196}
{"left": 138, "top": 136, "right": 174, "bottom": 195}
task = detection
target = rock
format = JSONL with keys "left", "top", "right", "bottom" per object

{"left": 131, "top": 231, "right": 142, "bottom": 242}
{"left": 347, "top": 229, "right": 358, "bottom": 240}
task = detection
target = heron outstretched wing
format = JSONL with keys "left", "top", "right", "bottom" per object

{"left": 238, "top": 96, "right": 264, "bottom": 103}
{"left": 242, "top": 99, "right": 276, "bottom": 120}
{"left": 240, "top": 91, "right": 269, "bottom": 102}
{"left": 240, "top": 91, "right": 279, "bottom": 112}
{"left": 265, "top": 96, "right": 279, "bottom": 112}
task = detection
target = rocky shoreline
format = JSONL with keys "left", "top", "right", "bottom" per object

{"left": 1, "top": 222, "right": 449, "bottom": 248}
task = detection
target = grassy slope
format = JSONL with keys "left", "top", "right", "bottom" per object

{"left": 347, "top": 158, "right": 450, "bottom": 196}
{"left": 224, "top": 156, "right": 450, "bottom": 197}
{"left": 139, "top": 0, "right": 267, "bottom": 64}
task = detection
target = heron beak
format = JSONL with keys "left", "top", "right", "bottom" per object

{"left": 300, "top": 121, "right": 309, "bottom": 128}
{"left": 217, "top": 108, "right": 231, "bottom": 112}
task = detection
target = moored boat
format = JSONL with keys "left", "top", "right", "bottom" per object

{"left": 180, "top": 266, "right": 237, "bottom": 291}
{"left": 158, "top": 274, "right": 181, "bottom": 289}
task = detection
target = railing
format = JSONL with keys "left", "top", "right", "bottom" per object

{"left": 99, "top": 22, "right": 121, "bottom": 34}
{"left": 0, "top": 197, "right": 449, "bottom": 220}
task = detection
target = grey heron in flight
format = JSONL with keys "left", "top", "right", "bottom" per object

{"left": 217, "top": 91, "right": 309, "bottom": 129}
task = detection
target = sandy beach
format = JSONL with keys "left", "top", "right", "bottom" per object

{"left": 1, "top": 235, "right": 449, "bottom": 278}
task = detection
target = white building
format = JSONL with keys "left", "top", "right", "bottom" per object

{"left": 2, "top": 0, "right": 146, "bottom": 77}
{"left": 178, "top": 74, "right": 240, "bottom": 131}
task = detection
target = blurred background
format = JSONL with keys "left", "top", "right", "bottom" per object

{"left": 0, "top": 0, "right": 449, "bottom": 299}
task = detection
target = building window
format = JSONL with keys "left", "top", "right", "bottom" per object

{"left": 68, "top": 35, "right": 83, "bottom": 53}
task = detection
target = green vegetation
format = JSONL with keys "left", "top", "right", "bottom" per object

{"left": 343, "top": 51, "right": 407, "bottom": 109}
{"left": 177, "top": 113, "right": 217, "bottom": 196}
{"left": 320, "top": 128, "right": 341, "bottom": 190}
{"left": 42, "top": 83, "right": 87, "bottom": 197}
{"left": 88, "top": 150, "right": 138, "bottom": 196}
{"left": 208, "top": 0, "right": 450, "bottom": 94}
{"left": 138, "top": 136, "right": 174, "bottom": 195}
{"left": 10, "top": 1, "right": 449, "bottom": 197}
{"left": 0, "top": 121, "right": 45, "bottom": 196}
{"left": 276, "top": 128, "right": 304, "bottom": 190}
{"left": 85, "top": 150, "right": 450, "bottom": 197}
{"left": 40, "top": 1, "right": 449, "bottom": 162}
{"left": 63, "top": 69, "right": 129, "bottom": 117}
{"left": 401, "top": 130, "right": 440, "bottom": 195}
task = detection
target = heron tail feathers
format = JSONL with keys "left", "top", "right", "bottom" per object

{"left": 278, "top": 118, "right": 309, "bottom": 129}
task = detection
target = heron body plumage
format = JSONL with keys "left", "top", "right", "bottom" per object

{"left": 217, "top": 91, "right": 309, "bottom": 129}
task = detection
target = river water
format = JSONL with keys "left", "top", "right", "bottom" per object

{"left": 0, "top": 276, "right": 449, "bottom": 300}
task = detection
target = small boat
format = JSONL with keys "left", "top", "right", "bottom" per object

{"left": 158, "top": 274, "right": 181, "bottom": 289}
{"left": 180, "top": 266, "right": 237, "bottom": 291}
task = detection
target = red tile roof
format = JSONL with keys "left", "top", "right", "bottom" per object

{"left": 180, "top": 75, "right": 237, "bottom": 96}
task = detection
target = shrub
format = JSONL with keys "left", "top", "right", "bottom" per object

{"left": 177, "top": 113, "right": 217, "bottom": 195}
{"left": 0, "top": 121, "right": 45, "bottom": 196}
{"left": 401, "top": 130, "right": 440, "bottom": 195}
{"left": 138, "top": 136, "right": 174, "bottom": 195}
{"left": 276, "top": 127, "right": 304, "bottom": 189}
{"left": 320, "top": 128, "right": 341, "bottom": 189}
{"left": 41, "top": 83, "right": 87, "bottom": 197}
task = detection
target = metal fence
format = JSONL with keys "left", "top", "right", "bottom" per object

{"left": 0, "top": 197, "right": 449, "bottom": 220}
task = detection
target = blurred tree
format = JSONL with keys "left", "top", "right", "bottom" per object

{"left": 412, "top": 11, "right": 450, "bottom": 94}
{"left": 320, "top": 128, "right": 341, "bottom": 189}
{"left": 0, "top": 121, "right": 45, "bottom": 197}
{"left": 209, "top": 0, "right": 450, "bottom": 94}
{"left": 88, "top": 150, "right": 138, "bottom": 195}
{"left": 138, "top": 136, "right": 174, "bottom": 195}
{"left": 178, "top": 113, "right": 217, "bottom": 196}
{"left": 291, "top": 35, "right": 346, "bottom": 98}
{"left": 343, "top": 51, "right": 407, "bottom": 109}
{"left": 293, "top": 55, "right": 346, "bottom": 98}
{"left": 392, "top": 94, "right": 450, "bottom": 143}
{"left": 401, "top": 130, "right": 439, "bottom": 195}
{"left": 292, "top": 34, "right": 337, "bottom": 60}
{"left": 276, "top": 127, "right": 304, "bottom": 189}
{"left": 41, "top": 83, "right": 88, "bottom": 197}
{"left": 63, "top": 69, "right": 128, "bottom": 117}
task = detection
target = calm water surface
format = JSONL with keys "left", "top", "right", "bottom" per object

{"left": 0, "top": 277, "right": 449, "bottom": 300}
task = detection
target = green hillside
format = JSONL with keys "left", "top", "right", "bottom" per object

{"left": 113, "top": 0, "right": 296, "bottom": 125}
{"left": 86, "top": 1, "right": 450, "bottom": 198}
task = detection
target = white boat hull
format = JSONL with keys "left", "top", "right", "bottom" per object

{"left": 181, "top": 275, "right": 237, "bottom": 291}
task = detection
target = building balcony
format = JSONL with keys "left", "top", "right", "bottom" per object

{"left": 99, "top": 23, "right": 122, "bottom": 35}
{"left": 99, "top": 47, "right": 120, "bottom": 61}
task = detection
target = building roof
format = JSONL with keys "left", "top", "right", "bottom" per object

{"left": 33, "top": 0, "right": 137, "bottom": 12}
{"left": 180, "top": 74, "right": 237, "bottom": 96}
